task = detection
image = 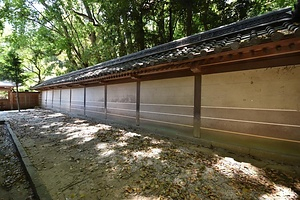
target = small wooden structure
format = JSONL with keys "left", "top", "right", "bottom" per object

{"left": 33, "top": 7, "right": 300, "bottom": 162}
{"left": 10, "top": 91, "right": 40, "bottom": 110}
{"left": 0, "top": 81, "right": 40, "bottom": 110}
{"left": 0, "top": 81, "right": 14, "bottom": 110}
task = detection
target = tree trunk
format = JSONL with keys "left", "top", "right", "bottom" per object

{"left": 186, "top": 1, "right": 193, "bottom": 36}
{"left": 117, "top": 17, "right": 126, "bottom": 56}
{"left": 168, "top": 1, "right": 173, "bottom": 42}
{"left": 36, "top": 63, "right": 42, "bottom": 84}
{"left": 136, "top": 12, "right": 145, "bottom": 51}
{"left": 202, "top": 0, "right": 210, "bottom": 31}
{"left": 158, "top": 6, "right": 166, "bottom": 44}
{"left": 123, "top": 13, "right": 134, "bottom": 54}
{"left": 89, "top": 32, "right": 97, "bottom": 46}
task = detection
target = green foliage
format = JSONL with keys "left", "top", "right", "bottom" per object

{"left": 0, "top": 50, "right": 27, "bottom": 85}
{"left": 0, "top": 91, "right": 9, "bottom": 99}
{"left": 0, "top": 0, "right": 297, "bottom": 88}
{"left": 0, "top": 48, "right": 28, "bottom": 111}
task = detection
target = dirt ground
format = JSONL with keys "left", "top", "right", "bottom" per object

{"left": 0, "top": 124, "right": 35, "bottom": 200}
{"left": 1, "top": 109, "right": 299, "bottom": 200}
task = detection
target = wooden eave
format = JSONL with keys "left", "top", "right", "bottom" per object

{"left": 0, "top": 87, "right": 13, "bottom": 91}
{"left": 189, "top": 36, "right": 300, "bottom": 74}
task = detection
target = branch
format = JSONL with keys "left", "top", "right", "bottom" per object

{"left": 72, "top": 0, "right": 100, "bottom": 27}
{"left": 53, "top": 49, "right": 63, "bottom": 57}
{"left": 65, "top": 15, "right": 85, "bottom": 54}
{"left": 23, "top": 62, "right": 40, "bottom": 77}
{"left": 27, "top": 76, "right": 39, "bottom": 84}
{"left": 72, "top": 10, "right": 100, "bottom": 26}
{"left": 61, "top": 10, "right": 84, "bottom": 64}
{"left": 27, "top": 1, "right": 62, "bottom": 34}
{"left": 26, "top": 17, "right": 62, "bottom": 36}
{"left": 91, "top": 4, "right": 101, "bottom": 25}
{"left": 72, "top": 10, "right": 90, "bottom": 20}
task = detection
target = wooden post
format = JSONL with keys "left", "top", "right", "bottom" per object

{"left": 83, "top": 87, "right": 86, "bottom": 116}
{"left": 104, "top": 85, "right": 107, "bottom": 119}
{"left": 69, "top": 88, "right": 72, "bottom": 112}
{"left": 60, "top": 89, "right": 62, "bottom": 111}
{"left": 45, "top": 90, "right": 48, "bottom": 108}
{"left": 193, "top": 74, "right": 202, "bottom": 137}
{"left": 9, "top": 90, "right": 13, "bottom": 110}
{"left": 52, "top": 90, "right": 54, "bottom": 108}
{"left": 38, "top": 92, "right": 41, "bottom": 108}
{"left": 24, "top": 92, "right": 28, "bottom": 109}
{"left": 136, "top": 81, "right": 141, "bottom": 126}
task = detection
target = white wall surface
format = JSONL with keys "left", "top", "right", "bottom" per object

{"left": 71, "top": 88, "right": 84, "bottom": 115}
{"left": 200, "top": 65, "right": 300, "bottom": 141}
{"left": 60, "top": 89, "right": 71, "bottom": 112}
{"left": 46, "top": 90, "right": 53, "bottom": 108}
{"left": 41, "top": 91, "right": 47, "bottom": 108}
{"left": 107, "top": 82, "right": 136, "bottom": 119}
{"left": 86, "top": 86, "right": 105, "bottom": 118}
{"left": 140, "top": 77, "right": 194, "bottom": 127}
{"left": 53, "top": 89, "right": 61, "bottom": 110}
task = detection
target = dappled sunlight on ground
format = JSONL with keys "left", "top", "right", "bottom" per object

{"left": 127, "top": 195, "right": 157, "bottom": 200}
{"left": 47, "top": 113, "right": 65, "bottom": 118}
{"left": 259, "top": 184, "right": 298, "bottom": 199}
{"left": 132, "top": 148, "right": 162, "bottom": 159}
{"left": 213, "top": 156, "right": 299, "bottom": 199}
{"left": 119, "top": 131, "right": 142, "bottom": 141}
{"left": 3, "top": 109, "right": 300, "bottom": 200}
{"left": 96, "top": 142, "right": 109, "bottom": 150}
{"left": 58, "top": 122, "right": 101, "bottom": 144}
{"left": 213, "top": 156, "right": 260, "bottom": 178}
{"left": 116, "top": 141, "right": 128, "bottom": 147}
{"left": 100, "top": 149, "right": 116, "bottom": 158}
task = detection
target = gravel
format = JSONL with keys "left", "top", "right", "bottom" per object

{"left": 1, "top": 109, "right": 299, "bottom": 200}
{"left": 0, "top": 124, "right": 35, "bottom": 200}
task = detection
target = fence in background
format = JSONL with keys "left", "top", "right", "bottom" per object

{"left": 0, "top": 92, "right": 40, "bottom": 111}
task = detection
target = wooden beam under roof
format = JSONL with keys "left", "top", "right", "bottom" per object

{"left": 201, "top": 51, "right": 300, "bottom": 74}
{"left": 191, "top": 37, "right": 300, "bottom": 74}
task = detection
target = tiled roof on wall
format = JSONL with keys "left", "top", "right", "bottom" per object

{"left": 33, "top": 7, "right": 300, "bottom": 89}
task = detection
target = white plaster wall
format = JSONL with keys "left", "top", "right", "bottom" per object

{"left": 41, "top": 91, "right": 47, "bottom": 108}
{"left": 140, "top": 77, "right": 194, "bottom": 127}
{"left": 46, "top": 90, "right": 53, "bottom": 108}
{"left": 202, "top": 65, "right": 300, "bottom": 110}
{"left": 201, "top": 65, "right": 300, "bottom": 141}
{"left": 53, "top": 89, "right": 61, "bottom": 109}
{"left": 141, "top": 77, "right": 194, "bottom": 105}
{"left": 60, "top": 89, "right": 71, "bottom": 112}
{"left": 71, "top": 88, "right": 84, "bottom": 115}
{"left": 107, "top": 82, "right": 136, "bottom": 119}
{"left": 86, "top": 86, "right": 105, "bottom": 118}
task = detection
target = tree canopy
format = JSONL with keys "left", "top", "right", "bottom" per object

{"left": 0, "top": 50, "right": 25, "bottom": 84}
{"left": 0, "top": 50, "right": 27, "bottom": 111}
{"left": 0, "top": 0, "right": 296, "bottom": 89}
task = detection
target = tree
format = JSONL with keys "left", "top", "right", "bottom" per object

{"left": 0, "top": 50, "right": 27, "bottom": 112}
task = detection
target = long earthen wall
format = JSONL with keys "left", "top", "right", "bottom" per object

{"left": 41, "top": 65, "right": 300, "bottom": 162}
